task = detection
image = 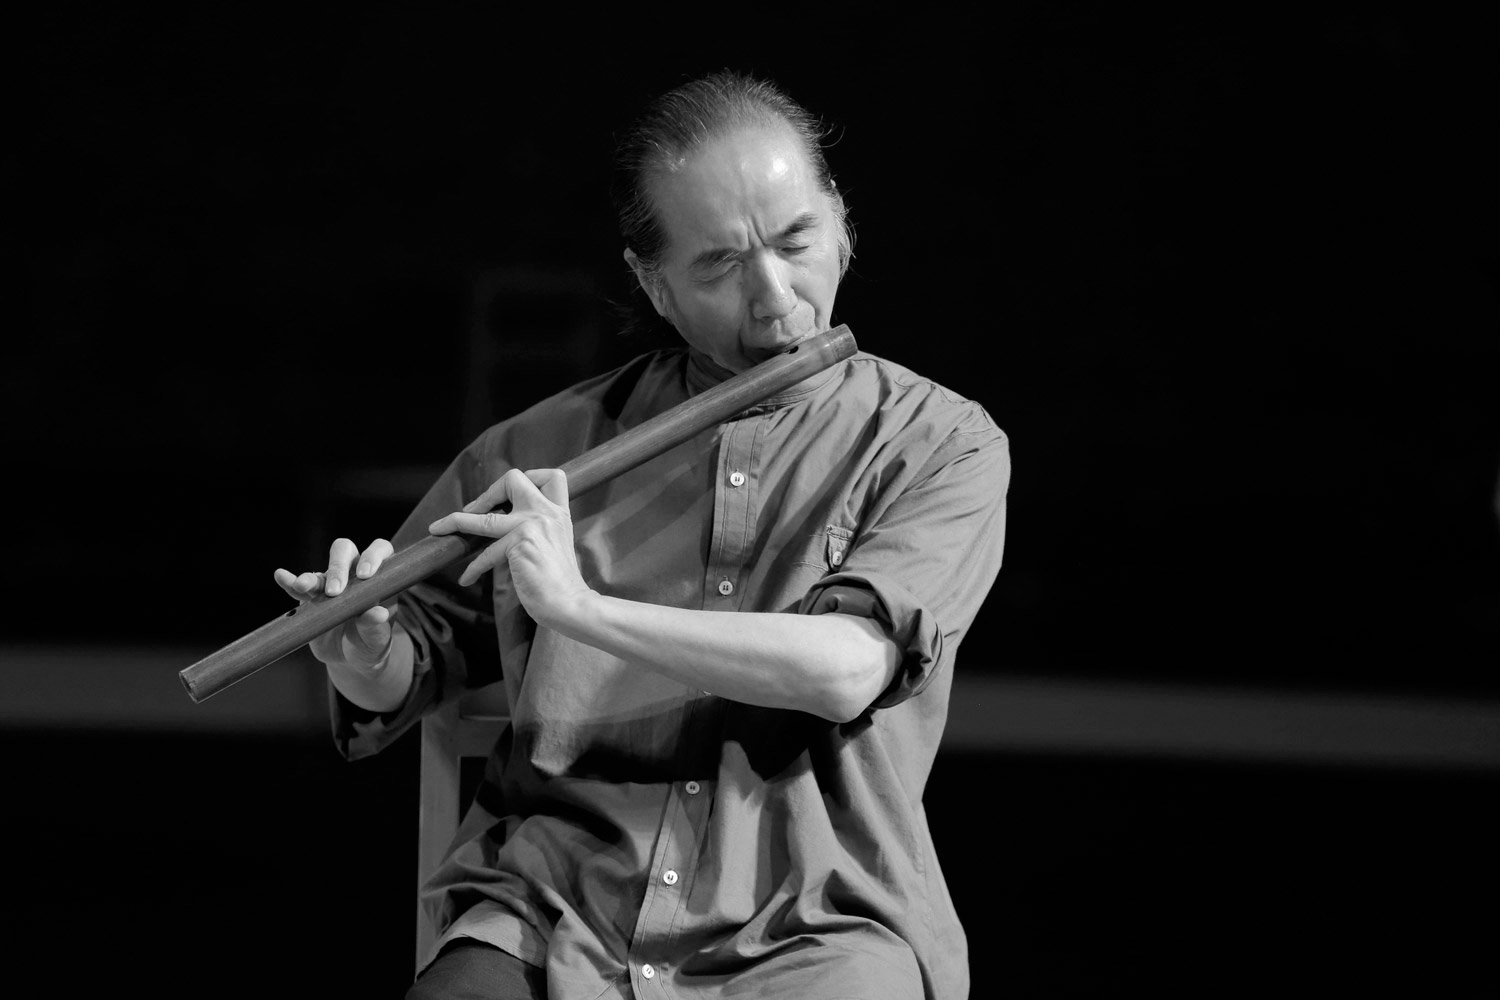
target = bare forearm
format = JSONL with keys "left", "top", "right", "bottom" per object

{"left": 424, "top": 469, "right": 899, "bottom": 721}
{"left": 325, "top": 624, "right": 415, "bottom": 714}
{"left": 546, "top": 595, "right": 899, "bottom": 723}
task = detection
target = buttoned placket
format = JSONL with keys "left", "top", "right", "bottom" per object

{"left": 626, "top": 775, "right": 713, "bottom": 995}
{"left": 704, "top": 416, "right": 762, "bottom": 609}
{"left": 625, "top": 413, "right": 765, "bottom": 994}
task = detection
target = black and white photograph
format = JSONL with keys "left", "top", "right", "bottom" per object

{"left": 10, "top": 5, "right": 1496, "bottom": 997}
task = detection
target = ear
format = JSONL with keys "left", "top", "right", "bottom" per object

{"left": 827, "top": 189, "right": 853, "bottom": 274}
{"left": 624, "top": 248, "right": 673, "bottom": 321}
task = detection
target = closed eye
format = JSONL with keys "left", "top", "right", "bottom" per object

{"left": 687, "top": 213, "right": 821, "bottom": 275}
{"left": 699, "top": 260, "right": 739, "bottom": 283}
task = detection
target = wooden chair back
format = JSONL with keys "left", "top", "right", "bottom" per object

{"left": 415, "top": 683, "right": 509, "bottom": 969}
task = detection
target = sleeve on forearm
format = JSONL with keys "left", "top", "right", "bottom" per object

{"left": 331, "top": 576, "right": 500, "bottom": 759}
{"left": 798, "top": 420, "right": 1010, "bottom": 711}
{"left": 330, "top": 440, "right": 505, "bottom": 760}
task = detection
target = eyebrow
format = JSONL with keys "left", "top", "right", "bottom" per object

{"left": 688, "top": 212, "right": 821, "bottom": 271}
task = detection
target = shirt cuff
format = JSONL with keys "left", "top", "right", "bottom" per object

{"left": 329, "top": 618, "right": 438, "bottom": 760}
{"left": 798, "top": 572, "right": 946, "bottom": 710}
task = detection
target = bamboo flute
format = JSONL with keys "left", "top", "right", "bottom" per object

{"left": 179, "top": 326, "right": 858, "bottom": 703}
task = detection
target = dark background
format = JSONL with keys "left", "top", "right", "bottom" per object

{"left": 10, "top": 3, "right": 1497, "bottom": 996}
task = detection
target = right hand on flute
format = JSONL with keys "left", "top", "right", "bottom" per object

{"left": 272, "top": 537, "right": 397, "bottom": 670}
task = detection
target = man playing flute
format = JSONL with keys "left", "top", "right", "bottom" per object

{"left": 276, "top": 70, "right": 1009, "bottom": 1000}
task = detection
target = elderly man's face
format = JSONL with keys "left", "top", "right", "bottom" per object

{"left": 630, "top": 125, "right": 842, "bottom": 373}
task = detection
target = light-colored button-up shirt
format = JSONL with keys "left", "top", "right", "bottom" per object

{"left": 335, "top": 345, "right": 1010, "bottom": 999}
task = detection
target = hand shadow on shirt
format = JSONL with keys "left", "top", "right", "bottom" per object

{"left": 726, "top": 704, "right": 857, "bottom": 780}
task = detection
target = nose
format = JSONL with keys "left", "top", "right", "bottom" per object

{"left": 748, "top": 254, "right": 796, "bottom": 322}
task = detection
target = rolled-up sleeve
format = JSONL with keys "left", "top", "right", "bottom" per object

{"left": 798, "top": 417, "right": 1010, "bottom": 710}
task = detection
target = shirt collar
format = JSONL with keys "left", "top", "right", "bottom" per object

{"left": 684, "top": 345, "right": 846, "bottom": 410}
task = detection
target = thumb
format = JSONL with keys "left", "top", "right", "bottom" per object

{"left": 350, "top": 605, "right": 394, "bottom": 658}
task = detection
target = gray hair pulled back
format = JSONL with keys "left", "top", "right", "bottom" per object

{"left": 611, "top": 70, "right": 854, "bottom": 290}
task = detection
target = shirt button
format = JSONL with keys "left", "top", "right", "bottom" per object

{"left": 830, "top": 549, "right": 844, "bottom": 566}
{"left": 717, "top": 579, "right": 734, "bottom": 596}
{"left": 685, "top": 780, "right": 701, "bottom": 795}
{"left": 663, "top": 869, "right": 679, "bottom": 885}
{"left": 641, "top": 963, "right": 656, "bottom": 980}
{"left": 728, "top": 470, "right": 746, "bottom": 487}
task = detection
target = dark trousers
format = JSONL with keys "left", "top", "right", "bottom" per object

{"left": 406, "top": 939, "right": 547, "bottom": 1000}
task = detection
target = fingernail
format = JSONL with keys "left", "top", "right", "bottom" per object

{"left": 356, "top": 562, "right": 371, "bottom": 578}
{"left": 327, "top": 579, "right": 341, "bottom": 596}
